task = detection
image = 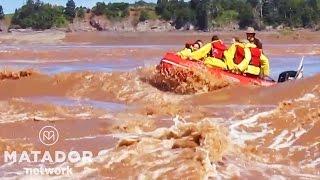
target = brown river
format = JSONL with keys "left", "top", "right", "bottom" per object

{"left": 0, "top": 32, "right": 319, "bottom": 179}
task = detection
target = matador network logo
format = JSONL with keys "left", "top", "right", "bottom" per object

{"left": 38, "top": 126, "right": 59, "bottom": 146}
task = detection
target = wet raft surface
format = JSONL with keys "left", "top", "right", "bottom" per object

{"left": 0, "top": 43, "right": 319, "bottom": 179}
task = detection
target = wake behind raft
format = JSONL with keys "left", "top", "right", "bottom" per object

{"left": 158, "top": 53, "right": 304, "bottom": 87}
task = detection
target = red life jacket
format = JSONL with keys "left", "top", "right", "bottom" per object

{"left": 211, "top": 40, "right": 227, "bottom": 59}
{"left": 249, "top": 48, "right": 262, "bottom": 67}
{"left": 233, "top": 45, "right": 245, "bottom": 64}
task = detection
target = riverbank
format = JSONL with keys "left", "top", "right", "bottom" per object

{"left": 1, "top": 29, "right": 320, "bottom": 45}
{"left": 0, "top": 30, "right": 319, "bottom": 60}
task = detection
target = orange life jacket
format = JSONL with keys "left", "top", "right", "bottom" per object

{"left": 210, "top": 40, "right": 227, "bottom": 59}
{"left": 233, "top": 45, "right": 245, "bottom": 64}
{"left": 249, "top": 47, "right": 261, "bottom": 67}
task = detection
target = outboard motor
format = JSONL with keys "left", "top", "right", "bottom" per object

{"left": 278, "top": 71, "right": 298, "bottom": 82}
{"left": 277, "top": 57, "right": 304, "bottom": 83}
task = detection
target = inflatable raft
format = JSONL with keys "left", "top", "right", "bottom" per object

{"left": 158, "top": 53, "right": 276, "bottom": 87}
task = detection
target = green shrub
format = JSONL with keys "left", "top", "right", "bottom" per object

{"left": 139, "top": 10, "right": 150, "bottom": 22}
{"left": 215, "top": 10, "right": 238, "bottom": 27}
{"left": 11, "top": 0, "right": 69, "bottom": 30}
{"left": 92, "top": 2, "right": 129, "bottom": 21}
{"left": 106, "top": 3, "right": 129, "bottom": 20}
{"left": 54, "top": 15, "right": 68, "bottom": 27}
{"left": 92, "top": 2, "right": 107, "bottom": 16}
{"left": 76, "top": 6, "right": 86, "bottom": 19}
{"left": 0, "top": 5, "right": 4, "bottom": 20}
{"left": 65, "top": 0, "right": 76, "bottom": 22}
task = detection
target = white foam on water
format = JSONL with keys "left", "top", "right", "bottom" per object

{"left": 0, "top": 112, "right": 29, "bottom": 123}
{"left": 270, "top": 175, "right": 287, "bottom": 180}
{"left": 301, "top": 157, "right": 320, "bottom": 169}
{"left": 74, "top": 112, "right": 91, "bottom": 118}
{"left": 229, "top": 111, "right": 274, "bottom": 146}
{"left": 202, "top": 104, "right": 277, "bottom": 109}
{"left": 105, "top": 150, "right": 136, "bottom": 169}
{"left": 64, "top": 132, "right": 150, "bottom": 141}
{"left": 296, "top": 93, "right": 316, "bottom": 101}
{"left": 268, "top": 127, "right": 308, "bottom": 150}
{"left": 149, "top": 167, "right": 175, "bottom": 179}
{"left": 64, "top": 134, "right": 113, "bottom": 141}
{"left": 33, "top": 116, "right": 64, "bottom": 121}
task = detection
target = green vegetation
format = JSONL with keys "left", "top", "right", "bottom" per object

{"left": 133, "top": 0, "right": 156, "bottom": 7}
{"left": 92, "top": 2, "right": 130, "bottom": 21}
{"left": 139, "top": 10, "right": 150, "bottom": 22}
{"left": 92, "top": 2, "right": 107, "bottom": 16}
{"left": 10, "top": 0, "right": 68, "bottom": 30}
{"left": 215, "top": 10, "right": 238, "bottom": 27}
{"left": 105, "top": 3, "right": 129, "bottom": 20}
{"left": 76, "top": 6, "right": 86, "bottom": 19}
{"left": 156, "top": 0, "right": 196, "bottom": 28}
{"left": 139, "top": 9, "right": 158, "bottom": 22}
{"left": 0, "top": 5, "right": 4, "bottom": 20}
{"left": 65, "top": 0, "right": 76, "bottom": 22}
{"left": 156, "top": 0, "right": 320, "bottom": 30}
{"left": 2, "top": 0, "right": 320, "bottom": 31}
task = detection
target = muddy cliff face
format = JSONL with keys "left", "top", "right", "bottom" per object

{"left": 0, "top": 33, "right": 319, "bottom": 179}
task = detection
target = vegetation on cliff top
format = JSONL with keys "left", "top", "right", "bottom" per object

{"left": 10, "top": 0, "right": 69, "bottom": 29}
{"left": 1, "top": 0, "right": 320, "bottom": 31}
{"left": 92, "top": 2, "right": 130, "bottom": 21}
{"left": 0, "top": 5, "right": 4, "bottom": 20}
{"left": 156, "top": 0, "right": 320, "bottom": 30}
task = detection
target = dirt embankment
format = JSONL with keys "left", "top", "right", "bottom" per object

{"left": 2, "top": 29, "right": 314, "bottom": 47}
{"left": 0, "top": 30, "right": 319, "bottom": 58}
{"left": 0, "top": 30, "right": 66, "bottom": 44}
{"left": 63, "top": 30, "right": 320, "bottom": 45}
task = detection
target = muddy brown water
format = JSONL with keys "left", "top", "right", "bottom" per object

{"left": 0, "top": 37, "right": 319, "bottom": 179}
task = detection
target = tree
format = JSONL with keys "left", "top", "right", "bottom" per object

{"left": 248, "top": 0, "right": 259, "bottom": 8}
{"left": 26, "top": 0, "right": 34, "bottom": 5}
{"left": 92, "top": 2, "right": 107, "bottom": 16}
{"left": 190, "top": 0, "right": 200, "bottom": 10}
{"left": 10, "top": 1, "right": 68, "bottom": 30}
{"left": 76, "top": 6, "right": 86, "bottom": 19}
{"left": 105, "top": 3, "right": 129, "bottom": 20}
{"left": 262, "top": 0, "right": 279, "bottom": 25}
{"left": 195, "top": 0, "right": 209, "bottom": 30}
{"left": 0, "top": 5, "right": 4, "bottom": 20}
{"left": 135, "top": 0, "right": 150, "bottom": 7}
{"left": 65, "top": 0, "right": 76, "bottom": 22}
{"left": 238, "top": 3, "right": 256, "bottom": 29}
{"left": 175, "top": 7, "right": 195, "bottom": 29}
{"left": 155, "top": 0, "right": 173, "bottom": 17}
{"left": 139, "top": 10, "right": 150, "bottom": 22}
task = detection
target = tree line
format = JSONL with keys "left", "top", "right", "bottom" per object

{"left": 1, "top": 0, "right": 320, "bottom": 31}
{"left": 7, "top": 0, "right": 76, "bottom": 30}
{"left": 156, "top": 0, "right": 320, "bottom": 30}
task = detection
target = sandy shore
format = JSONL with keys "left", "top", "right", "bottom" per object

{"left": 64, "top": 30, "right": 320, "bottom": 45}
{"left": 0, "top": 29, "right": 320, "bottom": 45}
{"left": 0, "top": 30, "right": 66, "bottom": 44}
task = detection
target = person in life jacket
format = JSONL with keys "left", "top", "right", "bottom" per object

{"left": 177, "top": 42, "right": 193, "bottom": 59}
{"left": 246, "top": 28, "right": 270, "bottom": 76}
{"left": 195, "top": 40, "right": 203, "bottom": 49}
{"left": 192, "top": 42, "right": 200, "bottom": 51}
{"left": 203, "top": 35, "right": 228, "bottom": 69}
{"left": 189, "top": 35, "right": 227, "bottom": 69}
{"left": 244, "top": 42, "right": 263, "bottom": 76}
{"left": 191, "top": 40, "right": 203, "bottom": 52}
{"left": 224, "top": 37, "right": 247, "bottom": 71}
{"left": 225, "top": 39, "right": 270, "bottom": 76}
{"left": 246, "top": 27, "right": 263, "bottom": 49}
